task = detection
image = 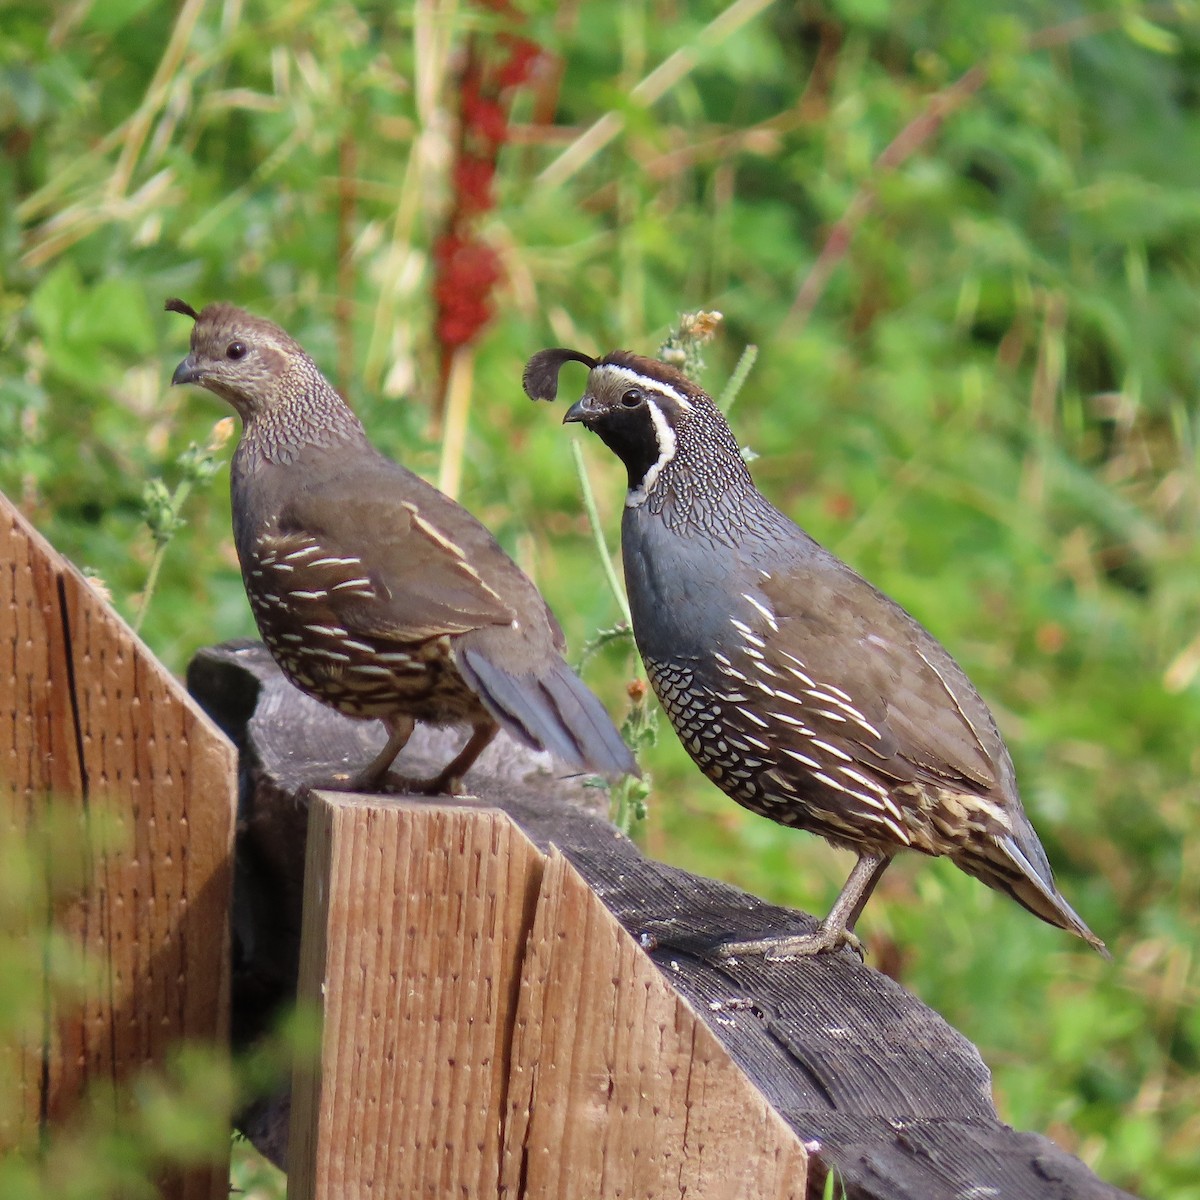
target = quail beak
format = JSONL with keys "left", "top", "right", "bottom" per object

{"left": 171, "top": 355, "right": 202, "bottom": 387}
{"left": 563, "top": 395, "right": 598, "bottom": 425}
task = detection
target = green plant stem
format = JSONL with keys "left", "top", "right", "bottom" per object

{"left": 133, "top": 479, "right": 192, "bottom": 635}
{"left": 571, "top": 438, "right": 630, "bottom": 624}
{"left": 718, "top": 343, "right": 758, "bottom": 414}
{"left": 579, "top": 623, "right": 635, "bottom": 667}
{"left": 537, "top": 0, "right": 776, "bottom": 189}
{"left": 570, "top": 440, "right": 652, "bottom": 832}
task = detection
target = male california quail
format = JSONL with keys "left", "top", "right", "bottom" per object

{"left": 525, "top": 347, "right": 1106, "bottom": 958}
{"left": 166, "top": 299, "right": 635, "bottom": 794}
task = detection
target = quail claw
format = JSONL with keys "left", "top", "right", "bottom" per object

{"left": 376, "top": 769, "right": 477, "bottom": 798}
{"left": 714, "top": 923, "right": 866, "bottom": 962}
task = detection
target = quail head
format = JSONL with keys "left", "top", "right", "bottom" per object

{"left": 525, "top": 346, "right": 1106, "bottom": 959}
{"left": 166, "top": 299, "right": 636, "bottom": 795}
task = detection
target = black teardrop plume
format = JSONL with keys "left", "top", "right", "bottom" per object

{"left": 164, "top": 297, "right": 200, "bottom": 321}
{"left": 522, "top": 348, "right": 600, "bottom": 402}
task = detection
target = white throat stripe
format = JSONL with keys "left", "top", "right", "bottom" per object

{"left": 626, "top": 399, "right": 678, "bottom": 507}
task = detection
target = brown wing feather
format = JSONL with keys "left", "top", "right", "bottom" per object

{"left": 278, "top": 461, "right": 518, "bottom": 643}
{"left": 761, "top": 565, "right": 1002, "bottom": 794}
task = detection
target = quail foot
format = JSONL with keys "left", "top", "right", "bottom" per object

{"left": 525, "top": 347, "right": 1105, "bottom": 959}
{"left": 167, "top": 300, "right": 636, "bottom": 795}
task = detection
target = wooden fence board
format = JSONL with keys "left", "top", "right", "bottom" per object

{"left": 0, "top": 493, "right": 238, "bottom": 1200}
{"left": 288, "top": 796, "right": 544, "bottom": 1199}
{"left": 501, "top": 846, "right": 807, "bottom": 1199}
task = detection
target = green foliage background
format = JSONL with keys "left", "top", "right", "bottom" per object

{"left": 3, "top": 1, "right": 1199, "bottom": 1196}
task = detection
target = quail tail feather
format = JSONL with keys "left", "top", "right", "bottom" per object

{"left": 457, "top": 647, "right": 638, "bottom": 780}
{"left": 955, "top": 833, "right": 1108, "bottom": 957}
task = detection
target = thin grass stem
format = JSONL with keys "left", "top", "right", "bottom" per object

{"left": 437, "top": 347, "right": 474, "bottom": 499}
{"left": 133, "top": 479, "right": 193, "bottom": 636}
{"left": 571, "top": 438, "right": 630, "bottom": 623}
{"left": 717, "top": 344, "right": 758, "bottom": 414}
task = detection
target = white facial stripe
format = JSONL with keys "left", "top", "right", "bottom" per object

{"left": 625, "top": 400, "right": 678, "bottom": 508}
{"left": 593, "top": 364, "right": 694, "bottom": 412}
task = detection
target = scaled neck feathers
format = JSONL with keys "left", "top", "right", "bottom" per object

{"left": 637, "top": 402, "right": 779, "bottom": 546}
{"left": 239, "top": 364, "right": 369, "bottom": 469}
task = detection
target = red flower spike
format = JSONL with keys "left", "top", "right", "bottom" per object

{"left": 464, "top": 94, "right": 509, "bottom": 145}
{"left": 453, "top": 157, "right": 497, "bottom": 215}
{"left": 432, "top": 5, "right": 548, "bottom": 393}
{"left": 497, "top": 36, "right": 543, "bottom": 89}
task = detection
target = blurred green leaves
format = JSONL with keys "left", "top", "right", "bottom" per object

{"left": 30, "top": 263, "right": 156, "bottom": 390}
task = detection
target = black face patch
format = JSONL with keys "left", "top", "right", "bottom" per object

{"left": 572, "top": 363, "right": 693, "bottom": 502}
{"left": 583, "top": 403, "right": 667, "bottom": 494}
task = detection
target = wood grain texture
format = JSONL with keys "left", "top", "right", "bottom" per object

{"left": 191, "top": 641, "right": 1139, "bottom": 1200}
{"left": 0, "top": 493, "right": 238, "bottom": 1200}
{"left": 289, "top": 794, "right": 544, "bottom": 1200}
{"left": 502, "top": 847, "right": 807, "bottom": 1199}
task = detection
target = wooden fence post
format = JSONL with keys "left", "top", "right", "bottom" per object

{"left": 288, "top": 795, "right": 545, "bottom": 1199}
{"left": 0, "top": 493, "right": 238, "bottom": 1200}
{"left": 288, "top": 794, "right": 807, "bottom": 1200}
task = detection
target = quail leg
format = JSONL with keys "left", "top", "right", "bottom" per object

{"left": 715, "top": 853, "right": 893, "bottom": 960}
{"left": 336, "top": 716, "right": 500, "bottom": 796}
{"left": 408, "top": 718, "right": 500, "bottom": 796}
{"left": 332, "top": 714, "right": 417, "bottom": 792}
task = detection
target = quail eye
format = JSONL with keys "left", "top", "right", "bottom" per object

{"left": 620, "top": 388, "right": 644, "bottom": 408}
{"left": 226, "top": 341, "right": 248, "bottom": 360}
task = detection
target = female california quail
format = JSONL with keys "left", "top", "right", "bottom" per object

{"left": 525, "top": 347, "right": 1105, "bottom": 958}
{"left": 166, "top": 299, "right": 636, "bottom": 794}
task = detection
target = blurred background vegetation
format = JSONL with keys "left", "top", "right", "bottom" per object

{"left": 2, "top": 0, "right": 1199, "bottom": 1196}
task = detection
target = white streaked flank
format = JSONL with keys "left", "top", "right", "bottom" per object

{"left": 777, "top": 650, "right": 815, "bottom": 686}
{"left": 303, "top": 623, "right": 348, "bottom": 638}
{"left": 308, "top": 555, "right": 363, "bottom": 569}
{"left": 781, "top": 747, "right": 822, "bottom": 771}
{"left": 810, "top": 736, "right": 854, "bottom": 762}
{"left": 914, "top": 644, "right": 989, "bottom": 754}
{"left": 742, "top": 593, "right": 779, "bottom": 632}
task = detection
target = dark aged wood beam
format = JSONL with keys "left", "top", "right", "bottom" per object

{"left": 189, "top": 640, "right": 1137, "bottom": 1200}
